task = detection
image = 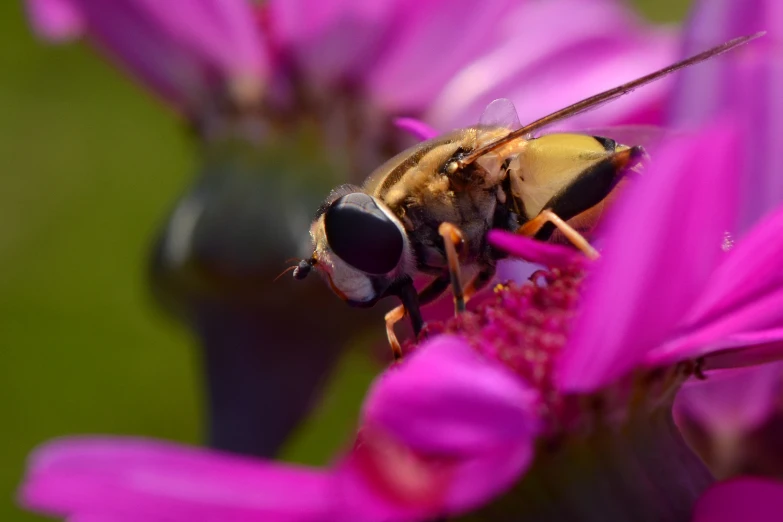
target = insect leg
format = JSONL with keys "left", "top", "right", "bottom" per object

{"left": 517, "top": 209, "right": 599, "bottom": 260}
{"left": 385, "top": 274, "right": 451, "bottom": 360}
{"left": 418, "top": 273, "right": 452, "bottom": 306}
{"left": 438, "top": 222, "right": 467, "bottom": 314}
{"left": 383, "top": 265, "right": 492, "bottom": 359}
{"left": 464, "top": 265, "right": 496, "bottom": 304}
{"left": 524, "top": 145, "right": 643, "bottom": 246}
{"left": 385, "top": 306, "right": 406, "bottom": 361}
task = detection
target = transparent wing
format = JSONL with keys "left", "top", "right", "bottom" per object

{"left": 478, "top": 98, "right": 522, "bottom": 130}
{"left": 578, "top": 125, "right": 668, "bottom": 147}
{"left": 552, "top": 124, "right": 673, "bottom": 156}
{"left": 474, "top": 99, "right": 525, "bottom": 182}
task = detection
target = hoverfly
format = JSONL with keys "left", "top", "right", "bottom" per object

{"left": 293, "top": 33, "right": 762, "bottom": 359}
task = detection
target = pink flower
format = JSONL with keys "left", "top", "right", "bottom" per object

{"left": 24, "top": 0, "right": 679, "bottom": 460}
{"left": 21, "top": 118, "right": 783, "bottom": 520}
{"left": 20, "top": 1, "right": 780, "bottom": 517}
{"left": 663, "top": 0, "right": 783, "bottom": 478}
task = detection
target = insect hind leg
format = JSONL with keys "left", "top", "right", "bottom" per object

{"left": 517, "top": 209, "right": 599, "bottom": 260}
{"left": 519, "top": 144, "right": 643, "bottom": 255}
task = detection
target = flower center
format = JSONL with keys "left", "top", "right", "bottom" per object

{"left": 414, "top": 264, "right": 702, "bottom": 434}
{"left": 415, "top": 266, "right": 584, "bottom": 431}
{"left": 414, "top": 265, "right": 714, "bottom": 521}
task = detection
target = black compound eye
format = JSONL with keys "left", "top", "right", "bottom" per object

{"left": 324, "top": 193, "right": 404, "bottom": 274}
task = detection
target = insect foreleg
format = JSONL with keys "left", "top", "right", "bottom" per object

{"left": 384, "top": 306, "right": 408, "bottom": 361}
{"left": 517, "top": 209, "right": 599, "bottom": 260}
{"left": 383, "top": 263, "right": 496, "bottom": 359}
{"left": 384, "top": 274, "right": 451, "bottom": 360}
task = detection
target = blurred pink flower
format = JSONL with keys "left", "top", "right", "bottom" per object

{"left": 26, "top": 0, "right": 268, "bottom": 115}
{"left": 21, "top": 119, "right": 783, "bottom": 520}
{"left": 25, "top": 0, "right": 521, "bottom": 126}
{"left": 26, "top": 0, "right": 676, "bottom": 133}
{"left": 664, "top": 0, "right": 783, "bottom": 478}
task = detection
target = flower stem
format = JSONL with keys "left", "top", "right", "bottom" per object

{"left": 196, "top": 303, "right": 347, "bottom": 457}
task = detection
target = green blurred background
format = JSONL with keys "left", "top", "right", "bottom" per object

{"left": 0, "top": 1, "right": 686, "bottom": 519}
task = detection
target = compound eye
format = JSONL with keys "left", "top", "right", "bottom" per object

{"left": 324, "top": 193, "right": 404, "bottom": 274}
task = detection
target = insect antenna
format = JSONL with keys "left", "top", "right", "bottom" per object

{"left": 272, "top": 265, "right": 299, "bottom": 283}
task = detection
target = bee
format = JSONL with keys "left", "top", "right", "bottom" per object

{"left": 293, "top": 34, "right": 761, "bottom": 359}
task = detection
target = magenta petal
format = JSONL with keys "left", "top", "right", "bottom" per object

{"left": 365, "top": 0, "right": 516, "bottom": 112}
{"left": 267, "top": 0, "right": 398, "bottom": 85}
{"left": 429, "top": 0, "right": 675, "bottom": 129}
{"left": 339, "top": 436, "right": 532, "bottom": 521}
{"left": 557, "top": 125, "right": 740, "bottom": 392}
{"left": 363, "top": 336, "right": 541, "bottom": 456}
{"left": 692, "top": 336, "right": 783, "bottom": 372}
{"left": 693, "top": 477, "right": 783, "bottom": 522}
{"left": 336, "top": 434, "right": 529, "bottom": 522}
{"left": 171, "top": 0, "right": 267, "bottom": 79}
{"left": 644, "top": 205, "right": 783, "bottom": 366}
{"left": 675, "top": 363, "right": 783, "bottom": 437}
{"left": 335, "top": 447, "right": 445, "bottom": 522}
{"left": 20, "top": 438, "right": 334, "bottom": 521}
{"left": 657, "top": 330, "right": 783, "bottom": 371}
{"left": 394, "top": 118, "right": 439, "bottom": 141}
{"left": 647, "top": 292, "right": 783, "bottom": 369}
{"left": 69, "top": 517, "right": 138, "bottom": 522}
{"left": 443, "top": 442, "right": 533, "bottom": 514}
{"left": 670, "top": 0, "right": 783, "bottom": 235}
{"left": 68, "top": 513, "right": 135, "bottom": 522}
{"left": 343, "top": 335, "right": 540, "bottom": 520}
{"left": 26, "top": 0, "right": 84, "bottom": 40}
{"left": 337, "top": 439, "right": 532, "bottom": 521}
{"left": 488, "top": 230, "right": 586, "bottom": 270}
{"left": 683, "top": 205, "right": 783, "bottom": 328}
